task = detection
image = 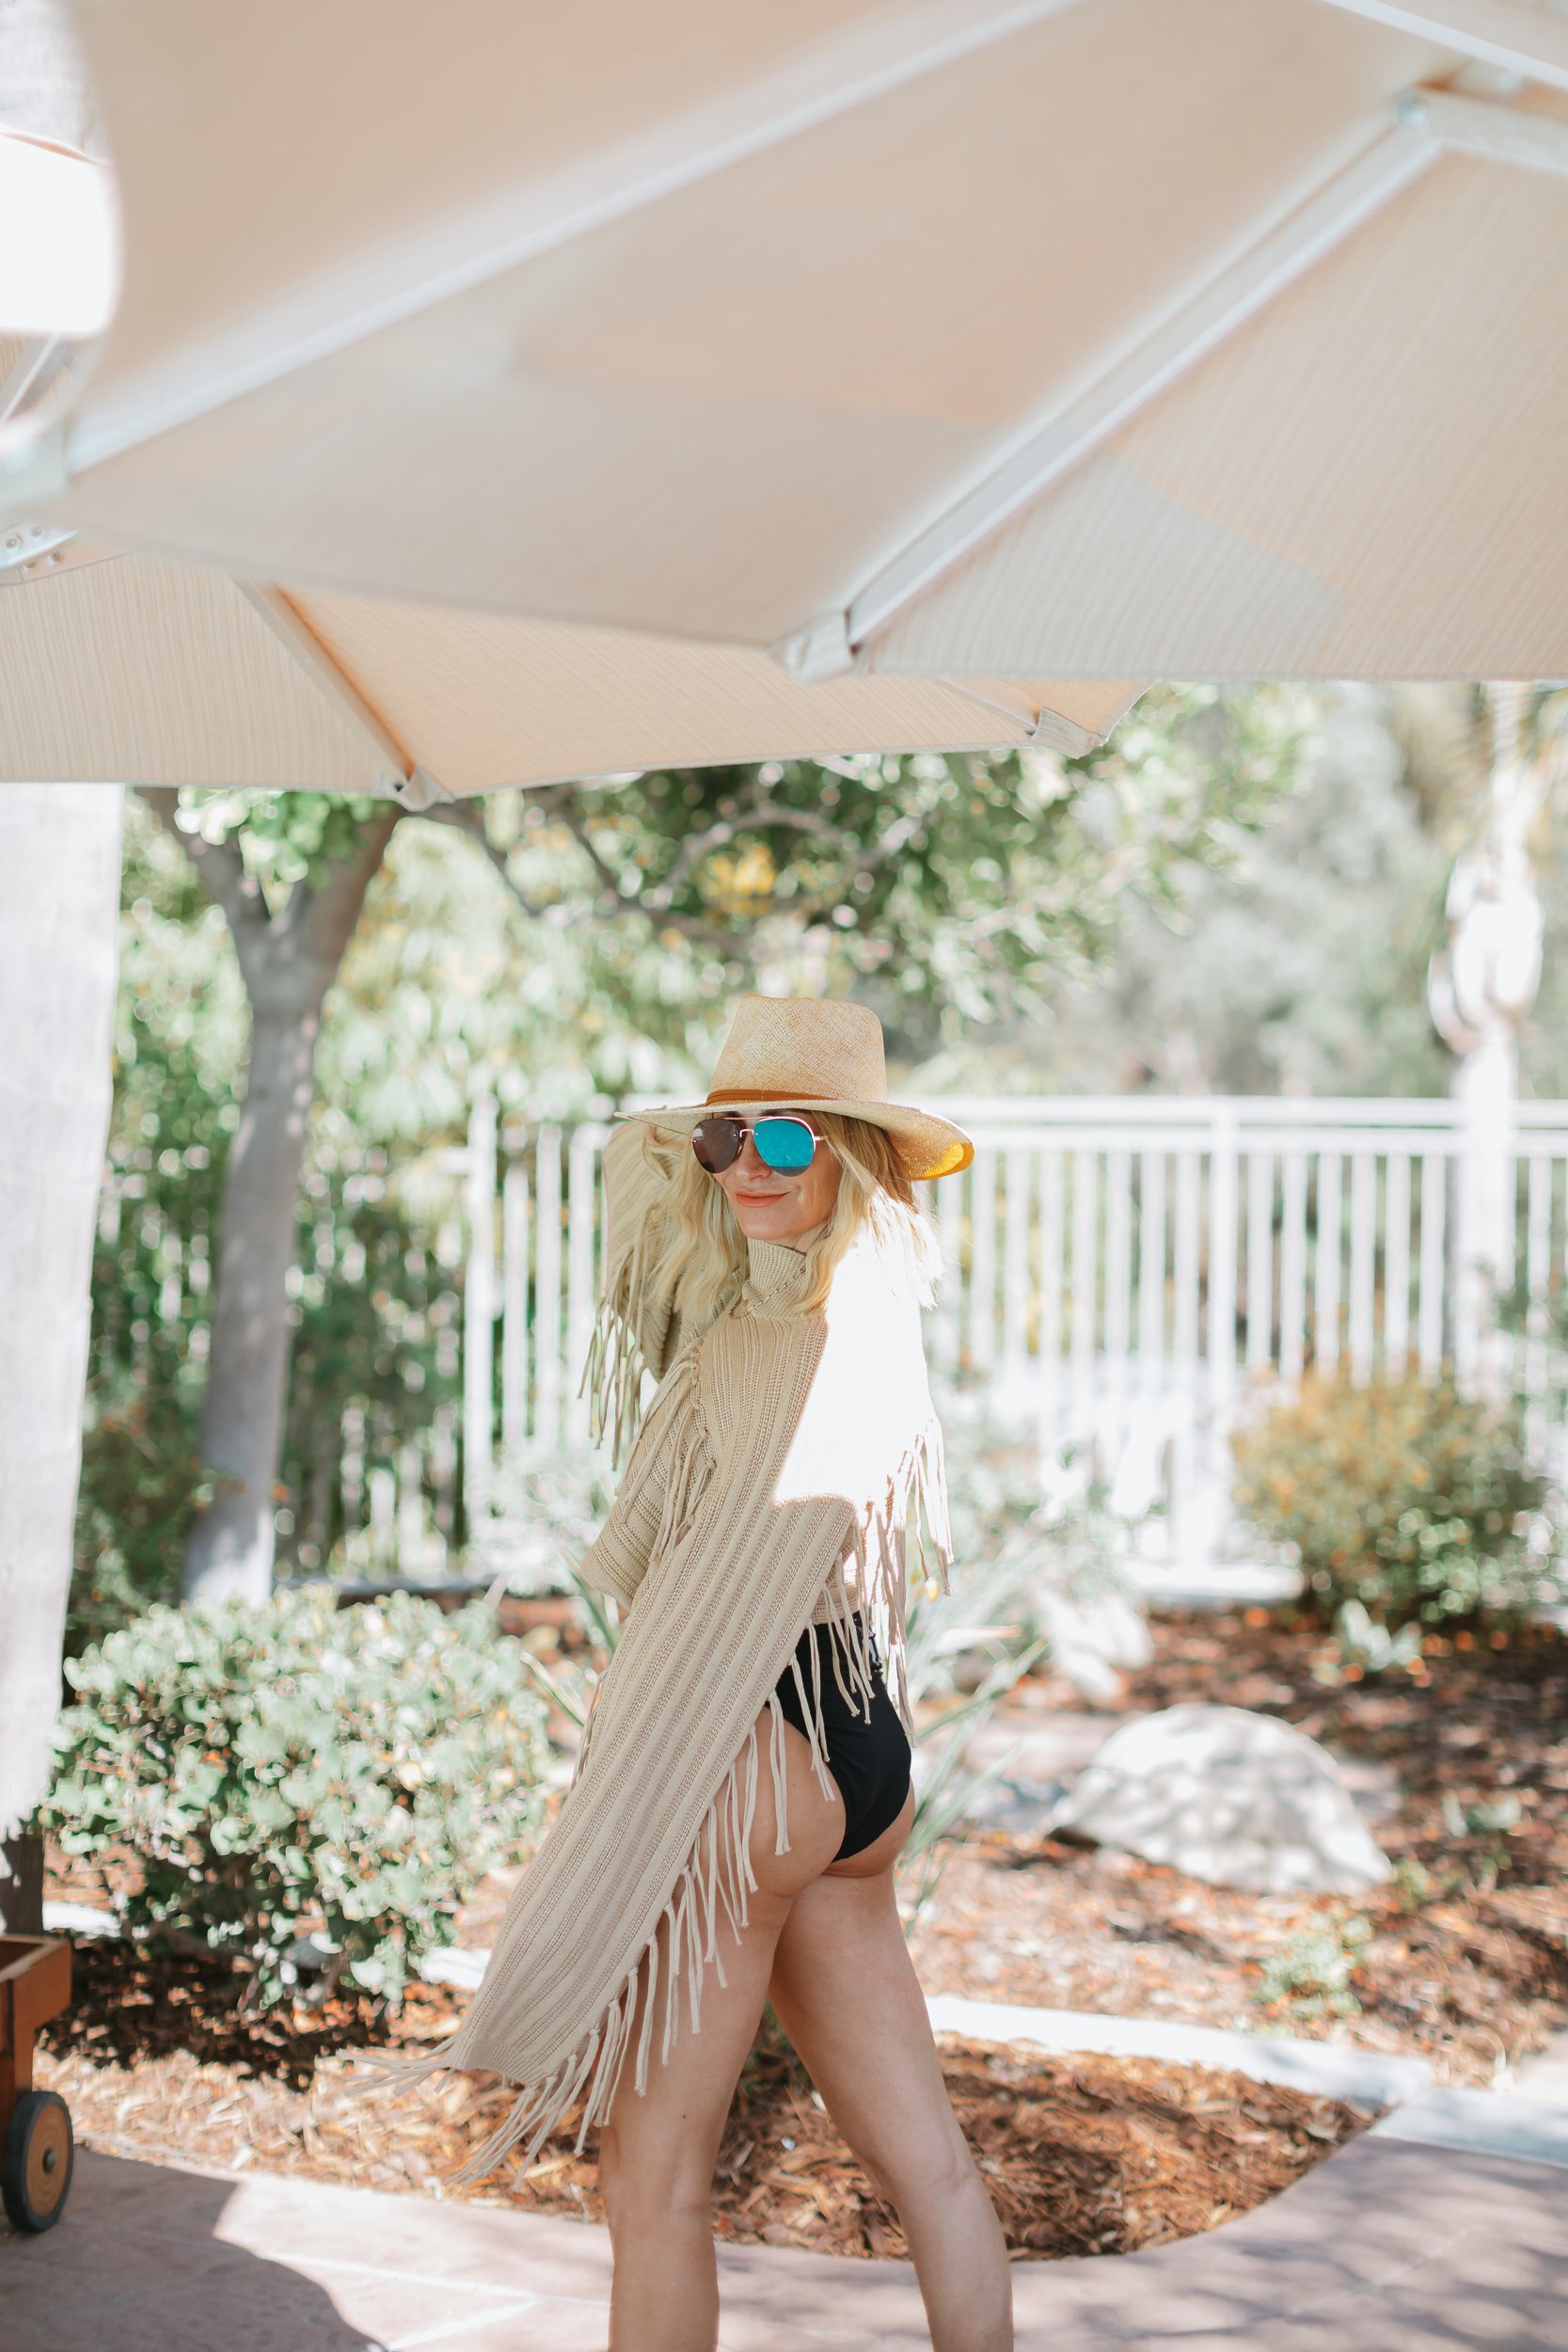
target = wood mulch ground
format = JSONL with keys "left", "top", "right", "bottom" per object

{"left": 36, "top": 1610, "right": 1565, "bottom": 2253}
{"left": 909, "top": 1612, "right": 1568, "bottom": 2089}
{"left": 35, "top": 1945, "right": 1366, "bottom": 2260}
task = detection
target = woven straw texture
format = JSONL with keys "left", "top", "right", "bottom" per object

{"left": 642, "top": 996, "right": 973, "bottom": 1183}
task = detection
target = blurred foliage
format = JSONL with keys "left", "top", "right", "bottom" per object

{"left": 995, "top": 685, "right": 1452, "bottom": 1097}
{"left": 174, "top": 787, "right": 389, "bottom": 905}
{"left": 1313, "top": 1598, "right": 1424, "bottom": 1686}
{"left": 481, "top": 684, "right": 1312, "bottom": 1069}
{"left": 1253, "top": 1913, "right": 1372, "bottom": 2021}
{"left": 98, "top": 691, "right": 1311, "bottom": 1593}
{"left": 1396, "top": 681, "right": 1568, "bottom": 1098}
{"left": 71, "top": 1336, "right": 210, "bottom": 1652}
{"left": 40, "top": 1590, "right": 549, "bottom": 2009}
{"left": 1232, "top": 1373, "right": 1561, "bottom": 1628}
{"left": 82, "top": 842, "right": 241, "bottom": 1626}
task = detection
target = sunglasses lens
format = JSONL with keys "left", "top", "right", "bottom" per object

{"left": 754, "top": 1118, "right": 816, "bottom": 1173}
{"left": 691, "top": 1117, "right": 743, "bottom": 1173}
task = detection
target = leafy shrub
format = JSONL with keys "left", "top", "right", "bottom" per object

{"left": 1232, "top": 1374, "right": 1560, "bottom": 1628}
{"left": 1254, "top": 1914, "right": 1371, "bottom": 2019}
{"left": 1312, "top": 1599, "right": 1424, "bottom": 1685}
{"left": 71, "top": 1353, "right": 209, "bottom": 1651}
{"left": 40, "top": 1590, "right": 549, "bottom": 2007}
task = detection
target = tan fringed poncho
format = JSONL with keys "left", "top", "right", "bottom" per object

{"left": 415, "top": 1122, "right": 951, "bottom": 2182}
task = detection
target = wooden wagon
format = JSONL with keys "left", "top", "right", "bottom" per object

{"left": 0, "top": 1936, "right": 73, "bottom": 2233}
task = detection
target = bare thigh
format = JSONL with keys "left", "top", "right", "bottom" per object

{"left": 766, "top": 1836, "right": 975, "bottom": 2211}
{"left": 597, "top": 1714, "right": 845, "bottom": 2220}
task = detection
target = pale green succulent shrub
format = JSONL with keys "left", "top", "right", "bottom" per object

{"left": 1254, "top": 1914, "right": 1372, "bottom": 2020}
{"left": 41, "top": 1589, "right": 548, "bottom": 2007}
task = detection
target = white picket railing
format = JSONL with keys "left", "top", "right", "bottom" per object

{"left": 461, "top": 1097, "right": 1568, "bottom": 1572}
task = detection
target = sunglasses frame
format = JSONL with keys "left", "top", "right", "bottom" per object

{"left": 690, "top": 1111, "right": 824, "bottom": 1176}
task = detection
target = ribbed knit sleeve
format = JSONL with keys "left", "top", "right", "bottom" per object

{"left": 584, "top": 1123, "right": 690, "bottom": 1461}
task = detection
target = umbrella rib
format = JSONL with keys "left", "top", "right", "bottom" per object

{"left": 1310, "top": 0, "right": 1568, "bottom": 94}
{"left": 832, "top": 78, "right": 1568, "bottom": 673}
{"left": 71, "top": 0, "right": 1083, "bottom": 470}
{"left": 831, "top": 116, "right": 1441, "bottom": 672}
{"left": 235, "top": 583, "right": 450, "bottom": 807}
{"left": 1417, "top": 85, "right": 1568, "bottom": 172}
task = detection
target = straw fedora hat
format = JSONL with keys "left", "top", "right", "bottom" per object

{"left": 637, "top": 995, "right": 973, "bottom": 1181}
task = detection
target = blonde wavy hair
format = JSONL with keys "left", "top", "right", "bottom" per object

{"left": 645, "top": 1109, "right": 942, "bottom": 1331}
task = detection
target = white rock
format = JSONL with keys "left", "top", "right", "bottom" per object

{"left": 1048, "top": 1702, "right": 1392, "bottom": 1894}
{"left": 1033, "top": 1587, "right": 1153, "bottom": 1707}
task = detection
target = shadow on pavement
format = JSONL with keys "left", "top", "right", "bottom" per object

{"left": 5, "top": 2150, "right": 383, "bottom": 2352}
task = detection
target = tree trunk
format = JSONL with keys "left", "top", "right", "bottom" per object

{"left": 0, "top": 785, "right": 122, "bottom": 1845}
{"left": 138, "top": 795, "right": 400, "bottom": 1606}
{"left": 0, "top": 1834, "right": 43, "bottom": 1933}
{"left": 182, "top": 989, "right": 329, "bottom": 1601}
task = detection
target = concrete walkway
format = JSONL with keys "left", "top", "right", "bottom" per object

{"left": 7, "top": 2118, "right": 1566, "bottom": 2352}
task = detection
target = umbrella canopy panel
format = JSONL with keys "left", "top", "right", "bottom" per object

{"left": 872, "top": 96, "right": 1568, "bottom": 680}
{"left": 0, "top": 559, "right": 386, "bottom": 787}
{"left": 0, "top": 553, "right": 1136, "bottom": 791}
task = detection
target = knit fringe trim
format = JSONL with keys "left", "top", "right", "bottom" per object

{"left": 356, "top": 1418, "right": 952, "bottom": 2187}
{"left": 815, "top": 1412, "right": 953, "bottom": 1732}
{"left": 356, "top": 1692, "right": 812, "bottom": 2187}
{"left": 582, "top": 1214, "right": 658, "bottom": 1467}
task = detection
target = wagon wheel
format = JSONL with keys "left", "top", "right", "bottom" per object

{"left": 2, "top": 2090, "right": 74, "bottom": 2233}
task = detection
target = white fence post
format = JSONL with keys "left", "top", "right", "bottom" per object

{"left": 1207, "top": 1111, "right": 1239, "bottom": 1468}
{"left": 501, "top": 1156, "right": 531, "bottom": 1452}
{"left": 1245, "top": 1146, "right": 1274, "bottom": 1373}
{"left": 1069, "top": 1148, "right": 1098, "bottom": 1452}
{"left": 566, "top": 1126, "right": 606, "bottom": 1451}
{"left": 1384, "top": 1152, "right": 1411, "bottom": 1375}
{"left": 969, "top": 1146, "right": 998, "bottom": 1375}
{"left": 1348, "top": 1149, "right": 1377, "bottom": 1385}
{"left": 1315, "top": 1150, "right": 1342, "bottom": 1375}
{"left": 1418, "top": 1151, "right": 1447, "bottom": 1379}
{"left": 1036, "top": 1149, "right": 1064, "bottom": 1463}
{"left": 462, "top": 1094, "right": 497, "bottom": 1530}
{"left": 1279, "top": 1149, "right": 1307, "bottom": 1384}
{"left": 1002, "top": 1146, "right": 1031, "bottom": 1385}
{"left": 533, "top": 1125, "right": 563, "bottom": 1451}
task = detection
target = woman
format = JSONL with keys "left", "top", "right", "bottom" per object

{"left": 429, "top": 997, "right": 1011, "bottom": 2351}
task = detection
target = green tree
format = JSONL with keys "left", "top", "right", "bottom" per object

{"left": 477, "top": 685, "right": 1308, "bottom": 1068}
{"left": 136, "top": 790, "right": 404, "bottom": 1603}
{"left": 1009, "top": 685, "right": 1452, "bottom": 1097}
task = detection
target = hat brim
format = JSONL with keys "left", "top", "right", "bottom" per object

{"left": 626, "top": 1094, "right": 973, "bottom": 1182}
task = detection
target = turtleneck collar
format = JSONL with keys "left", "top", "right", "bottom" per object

{"left": 741, "top": 1236, "right": 816, "bottom": 1314}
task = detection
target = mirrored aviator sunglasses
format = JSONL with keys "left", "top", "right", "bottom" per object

{"left": 690, "top": 1113, "right": 820, "bottom": 1176}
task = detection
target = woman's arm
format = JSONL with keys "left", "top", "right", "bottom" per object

{"left": 576, "top": 1350, "right": 707, "bottom": 1610}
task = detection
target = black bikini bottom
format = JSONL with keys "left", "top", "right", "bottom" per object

{"left": 773, "top": 1620, "right": 913, "bottom": 1862}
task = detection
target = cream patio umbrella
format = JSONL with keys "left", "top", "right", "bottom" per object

{"left": 1, "top": 0, "right": 1566, "bottom": 689}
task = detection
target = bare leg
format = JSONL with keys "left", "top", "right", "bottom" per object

{"left": 768, "top": 1802, "right": 1013, "bottom": 2352}
{"left": 597, "top": 1715, "right": 845, "bottom": 2352}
